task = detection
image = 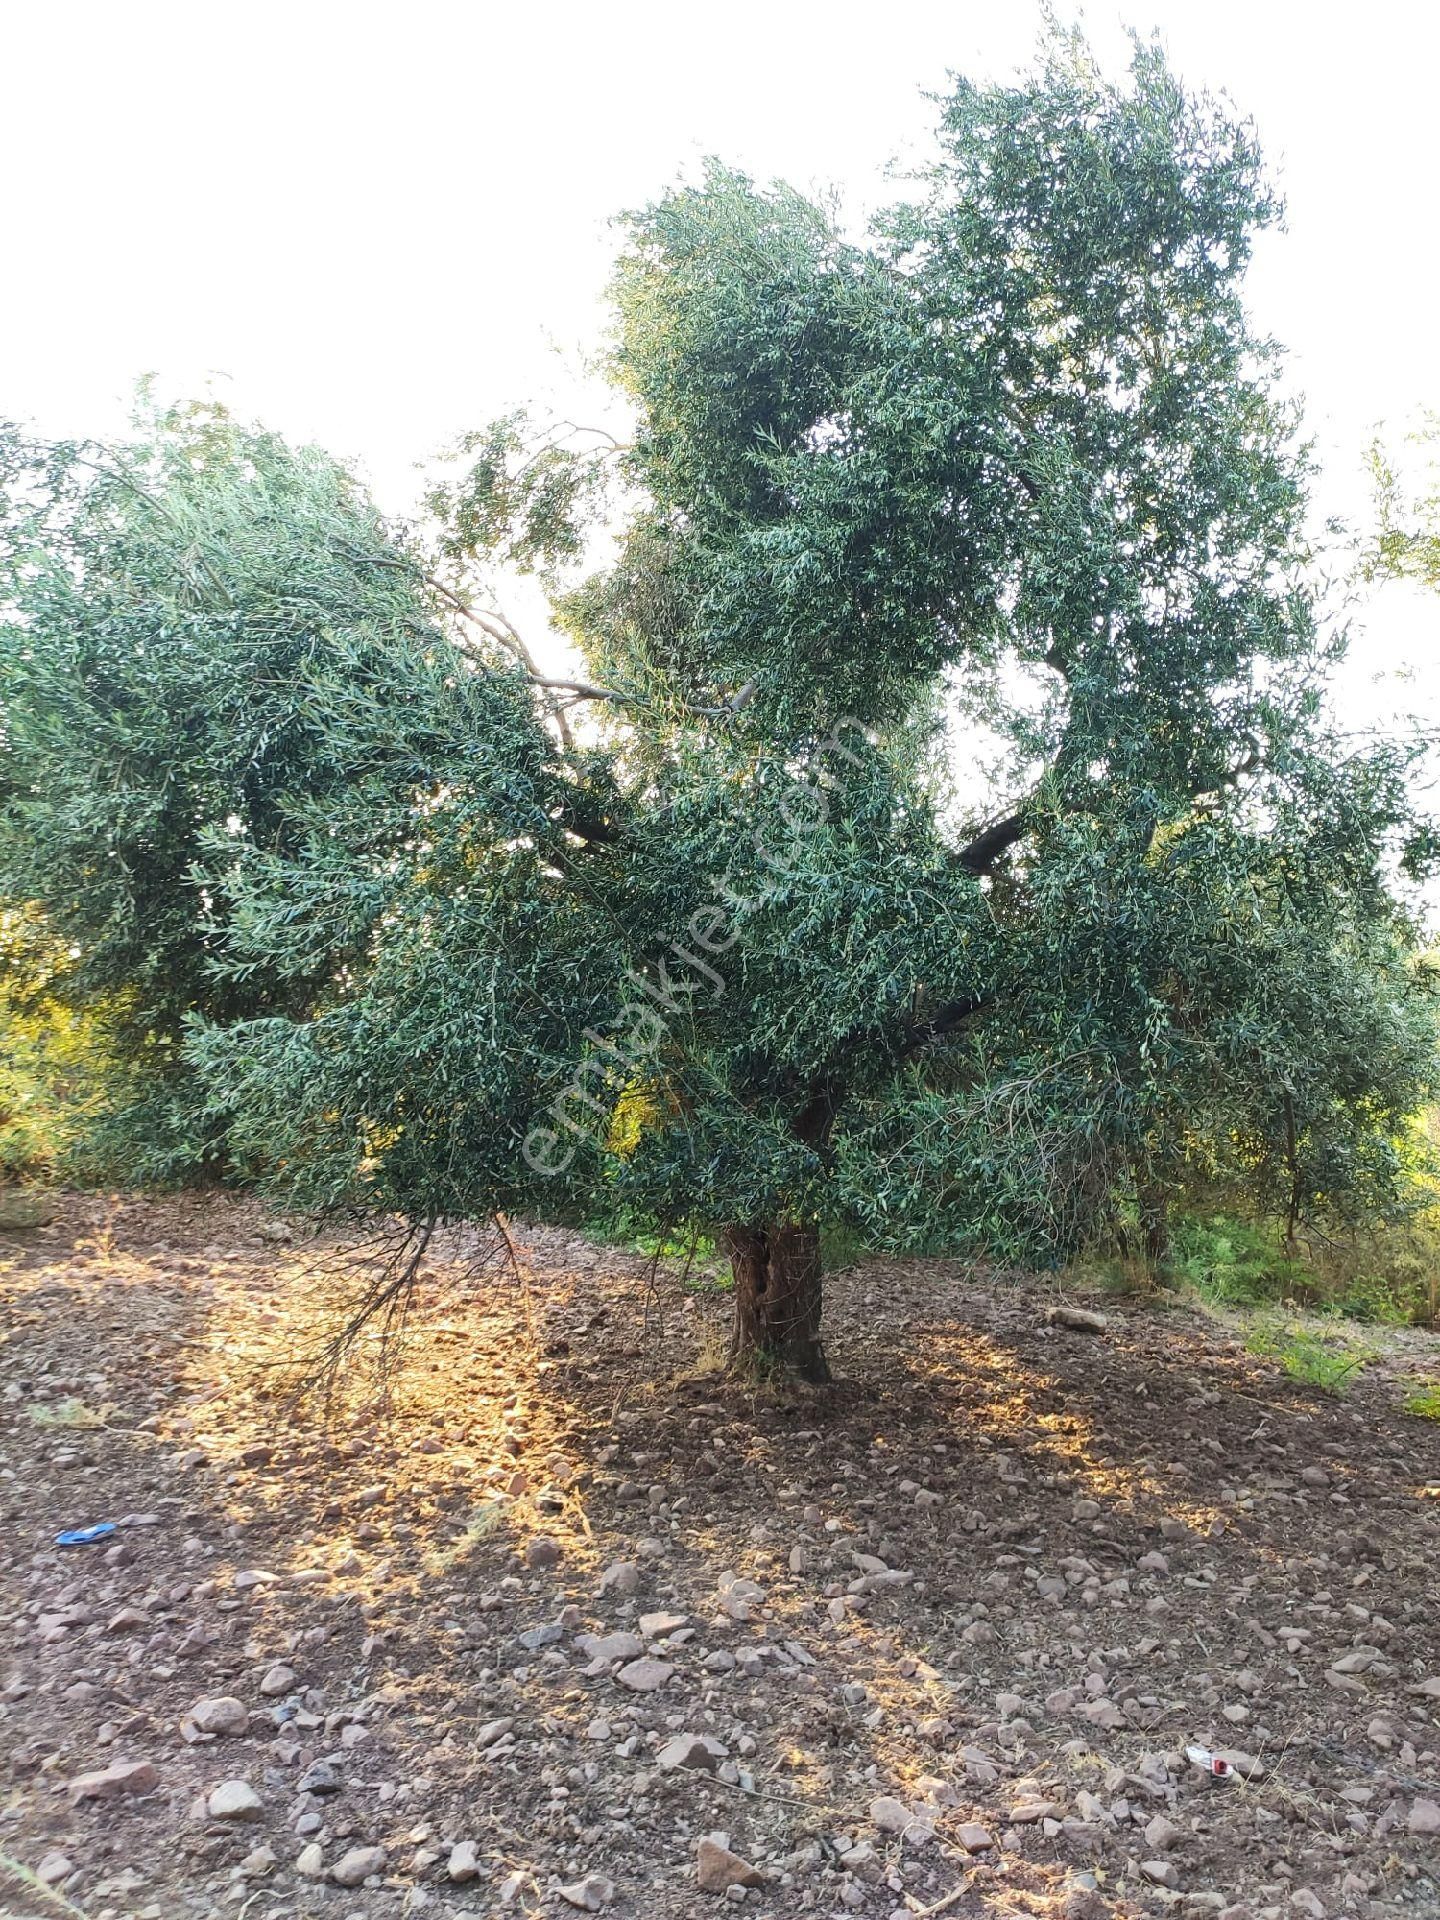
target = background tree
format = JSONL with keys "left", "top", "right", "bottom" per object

{"left": 3, "top": 33, "right": 1435, "bottom": 1376}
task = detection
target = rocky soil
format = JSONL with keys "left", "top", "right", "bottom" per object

{"left": 2, "top": 1192, "right": 1439, "bottom": 1920}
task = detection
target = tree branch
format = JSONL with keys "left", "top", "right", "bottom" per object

{"left": 954, "top": 809, "right": 1027, "bottom": 874}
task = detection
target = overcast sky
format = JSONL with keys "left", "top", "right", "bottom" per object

{"left": 4, "top": 0, "right": 1437, "bottom": 712}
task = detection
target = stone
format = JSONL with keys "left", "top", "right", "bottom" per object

{"left": 580, "top": 1632, "right": 645, "bottom": 1663}
{"left": 525, "top": 1535, "right": 562, "bottom": 1569}
{"left": 332, "top": 1844, "right": 387, "bottom": 1886}
{"left": 1045, "top": 1305, "right": 1108, "bottom": 1333}
{"left": 559, "top": 1873, "right": 615, "bottom": 1910}
{"left": 1010, "top": 1798, "right": 1060, "bottom": 1824}
{"left": 296, "top": 1843, "right": 324, "bottom": 1877}
{"left": 870, "top": 1796, "right": 934, "bottom": 1845}
{"left": 600, "top": 1560, "right": 640, "bottom": 1595}
{"left": 187, "top": 1696, "right": 248, "bottom": 1736}
{"left": 617, "top": 1657, "right": 673, "bottom": 1692}
{"left": 69, "top": 1759, "right": 159, "bottom": 1803}
{"left": 1081, "top": 1697, "right": 1124, "bottom": 1729}
{"left": 298, "top": 1759, "right": 342, "bottom": 1794}
{"left": 1408, "top": 1797, "right": 1440, "bottom": 1835}
{"left": 448, "top": 1841, "right": 481, "bottom": 1882}
{"left": 105, "top": 1607, "right": 148, "bottom": 1633}
{"left": 36, "top": 1853, "right": 73, "bottom": 1887}
{"left": 1141, "top": 1859, "right": 1180, "bottom": 1888}
{"left": 258, "top": 1663, "right": 297, "bottom": 1696}
{"left": 241, "top": 1844, "right": 277, "bottom": 1874}
{"left": 1062, "top": 1889, "right": 1109, "bottom": 1920}
{"left": 476, "top": 1715, "right": 515, "bottom": 1748}
{"left": 956, "top": 1823, "right": 995, "bottom": 1852}
{"left": 640, "top": 1610, "right": 689, "bottom": 1639}
{"left": 207, "top": 1779, "right": 263, "bottom": 1821}
{"left": 1290, "top": 1893, "right": 1325, "bottom": 1919}
{"left": 697, "top": 1837, "right": 765, "bottom": 1892}
{"left": 1144, "top": 1813, "right": 1185, "bottom": 1851}
{"left": 518, "top": 1622, "right": 564, "bottom": 1650}
{"left": 658, "top": 1733, "right": 729, "bottom": 1771}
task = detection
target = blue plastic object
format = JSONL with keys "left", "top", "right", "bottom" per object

{"left": 55, "top": 1523, "right": 117, "bottom": 1547}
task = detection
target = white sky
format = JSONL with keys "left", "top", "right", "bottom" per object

{"left": 3, "top": 0, "right": 1438, "bottom": 722}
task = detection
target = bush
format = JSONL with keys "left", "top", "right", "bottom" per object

{"left": 1245, "top": 1315, "right": 1376, "bottom": 1394}
{"left": 1169, "top": 1212, "right": 1314, "bottom": 1307}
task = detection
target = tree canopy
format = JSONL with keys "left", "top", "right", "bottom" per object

{"left": 3, "top": 31, "right": 1436, "bottom": 1377}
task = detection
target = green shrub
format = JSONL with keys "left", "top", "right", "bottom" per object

{"left": 1170, "top": 1211, "right": 1313, "bottom": 1307}
{"left": 1245, "top": 1315, "right": 1375, "bottom": 1394}
{"left": 1402, "top": 1379, "right": 1440, "bottom": 1420}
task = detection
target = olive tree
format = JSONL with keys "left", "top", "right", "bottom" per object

{"left": 4, "top": 33, "right": 1435, "bottom": 1376}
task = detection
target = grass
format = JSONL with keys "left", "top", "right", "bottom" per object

{"left": 1402, "top": 1379, "right": 1440, "bottom": 1420}
{"left": 0, "top": 1846, "right": 93, "bottom": 1916}
{"left": 1245, "top": 1315, "right": 1376, "bottom": 1395}
{"left": 25, "top": 1396, "right": 109, "bottom": 1430}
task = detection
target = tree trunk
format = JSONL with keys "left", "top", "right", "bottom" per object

{"left": 724, "top": 1222, "right": 831, "bottom": 1383}
{"left": 1136, "top": 1178, "right": 1169, "bottom": 1271}
{"left": 1130, "top": 1152, "right": 1170, "bottom": 1274}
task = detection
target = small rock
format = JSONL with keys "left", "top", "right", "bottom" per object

{"left": 617, "top": 1657, "right": 673, "bottom": 1692}
{"left": 558, "top": 1872, "right": 614, "bottom": 1910}
{"left": 207, "top": 1779, "right": 264, "bottom": 1821}
{"left": 1045, "top": 1305, "right": 1108, "bottom": 1333}
{"left": 259, "top": 1664, "right": 298, "bottom": 1696}
{"left": 1141, "top": 1859, "right": 1180, "bottom": 1888}
{"left": 296, "top": 1843, "right": 325, "bottom": 1877}
{"left": 1144, "top": 1813, "right": 1185, "bottom": 1851}
{"left": 658, "top": 1733, "right": 729, "bottom": 1771}
{"left": 956, "top": 1823, "right": 995, "bottom": 1852}
{"left": 1290, "top": 1893, "right": 1325, "bottom": 1919}
{"left": 298, "top": 1759, "right": 342, "bottom": 1794}
{"left": 697, "top": 1837, "right": 765, "bottom": 1892}
{"left": 640, "top": 1610, "right": 689, "bottom": 1639}
{"left": 69, "top": 1759, "right": 159, "bottom": 1803}
{"left": 187, "top": 1696, "right": 249, "bottom": 1737}
{"left": 1408, "top": 1796, "right": 1440, "bottom": 1835}
{"left": 1010, "top": 1798, "right": 1060, "bottom": 1824}
{"left": 600, "top": 1560, "right": 640, "bottom": 1595}
{"left": 36, "top": 1853, "right": 73, "bottom": 1887}
{"left": 476, "top": 1715, "right": 516, "bottom": 1748}
{"left": 448, "top": 1841, "right": 480, "bottom": 1882}
{"left": 580, "top": 1632, "right": 645, "bottom": 1663}
{"left": 518, "top": 1622, "right": 564, "bottom": 1650}
{"left": 525, "top": 1535, "right": 562, "bottom": 1569}
{"left": 870, "top": 1795, "right": 934, "bottom": 1845}
{"left": 332, "top": 1844, "right": 387, "bottom": 1886}
{"left": 241, "top": 1844, "right": 277, "bottom": 1874}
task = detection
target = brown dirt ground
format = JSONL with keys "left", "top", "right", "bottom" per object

{"left": 2, "top": 1193, "right": 1439, "bottom": 1920}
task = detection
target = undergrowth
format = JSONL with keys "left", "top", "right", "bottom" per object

{"left": 1245, "top": 1315, "right": 1377, "bottom": 1395}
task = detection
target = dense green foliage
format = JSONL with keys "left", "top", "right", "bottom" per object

{"left": 3, "top": 33, "right": 1436, "bottom": 1361}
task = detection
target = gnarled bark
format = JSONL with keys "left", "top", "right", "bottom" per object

{"left": 724, "top": 1221, "right": 830, "bottom": 1383}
